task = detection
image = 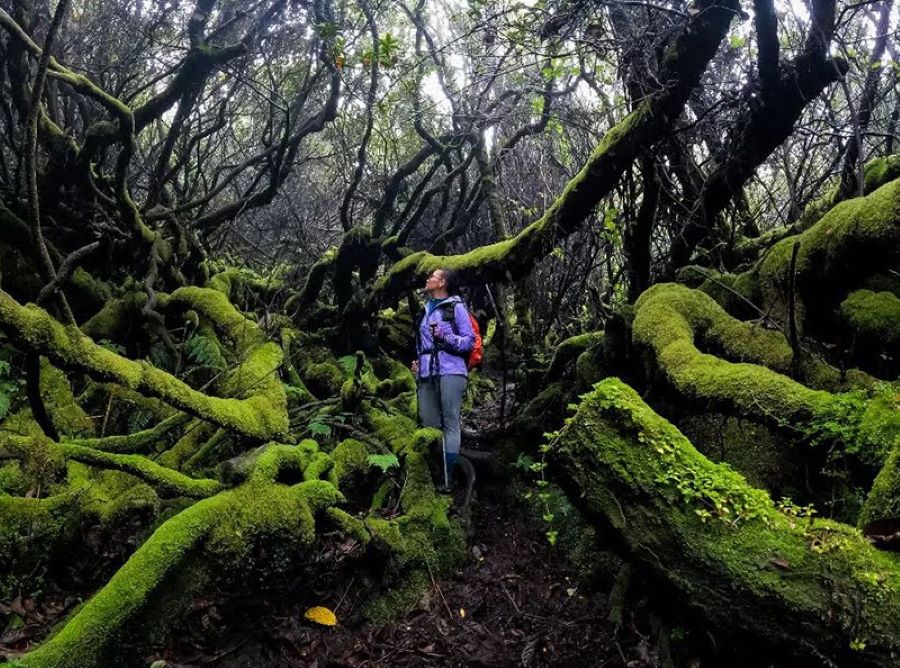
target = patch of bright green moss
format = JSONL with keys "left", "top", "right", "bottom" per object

{"left": 757, "top": 178, "right": 900, "bottom": 335}
{"left": 840, "top": 290, "right": 900, "bottom": 348}
{"left": 0, "top": 289, "right": 288, "bottom": 440}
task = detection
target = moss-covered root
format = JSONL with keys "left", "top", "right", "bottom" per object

{"left": 19, "top": 492, "right": 219, "bottom": 668}
{"left": 635, "top": 282, "right": 874, "bottom": 394}
{"left": 1, "top": 434, "right": 221, "bottom": 499}
{"left": 0, "top": 289, "right": 288, "bottom": 440}
{"left": 632, "top": 283, "right": 882, "bottom": 425}
{"left": 553, "top": 378, "right": 900, "bottom": 666}
{"left": 20, "top": 457, "right": 343, "bottom": 668}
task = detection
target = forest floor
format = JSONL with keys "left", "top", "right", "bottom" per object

{"left": 2, "top": 379, "right": 656, "bottom": 667}
{"left": 148, "top": 482, "right": 653, "bottom": 667}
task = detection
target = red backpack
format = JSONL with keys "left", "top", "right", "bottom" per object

{"left": 436, "top": 301, "right": 484, "bottom": 370}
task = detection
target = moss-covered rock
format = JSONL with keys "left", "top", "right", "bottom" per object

{"left": 841, "top": 290, "right": 900, "bottom": 353}
{"left": 303, "top": 362, "right": 344, "bottom": 399}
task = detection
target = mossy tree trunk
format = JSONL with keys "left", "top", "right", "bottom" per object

{"left": 553, "top": 378, "right": 900, "bottom": 667}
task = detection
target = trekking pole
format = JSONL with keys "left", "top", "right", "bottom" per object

{"left": 430, "top": 324, "right": 448, "bottom": 488}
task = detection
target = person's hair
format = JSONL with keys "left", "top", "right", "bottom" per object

{"left": 437, "top": 268, "right": 458, "bottom": 294}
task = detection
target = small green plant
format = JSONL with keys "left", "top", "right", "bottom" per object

{"left": 337, "top": 355, "right": 358, "bottom": 375}
{"left": 185, "top": 333, "right": 226, "bottom": 371}
{"left": 519, "top": 431, "right": 559, "bottom": 545}
{"left": 367, "top": 453, "right": 399, "bottom": 473}
{"left": 309, "top": 421, "right": 332, "bottom": 438}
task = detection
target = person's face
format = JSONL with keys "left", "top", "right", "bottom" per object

{"left": 424, "top": 270, "right": 446, "bottom": 293}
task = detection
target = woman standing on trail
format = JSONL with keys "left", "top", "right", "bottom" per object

{"left": 411, "top": 268, "right": 476, "bottom": 491}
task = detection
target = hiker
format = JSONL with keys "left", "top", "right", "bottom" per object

{"left": 412, "top": 268, "right": 476, "bottom": 491}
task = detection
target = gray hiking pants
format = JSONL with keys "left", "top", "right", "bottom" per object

{"left": 417, "top": 374, "right": 467, "bottom": 463}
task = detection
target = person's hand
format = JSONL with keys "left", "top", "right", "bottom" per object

{"left": 411, "top": 360, "right": 419, "bottom": 374}
{"left": 433, "top": 322, "right": 453, "bottom": 341}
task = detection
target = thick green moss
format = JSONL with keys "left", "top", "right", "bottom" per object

{"left": 841, "top": 290, "right": 900, "bottom": 349}
{"left": 39, "top": 359, "right": 94, "bottom": 437}
{"left": 302, "top": 362, "right": 344, "bottom": 399}
{"left": 2, "top": 433, "right": 222, "bottom": 499}
{"left": 157, "top": 420, "right": 212, "bottom": 469}
{"left": 62, "top": 458, "right": 160, "bottom": 531}
{"left": 513, "top": 381, "right": 567, "bottom": 441}
{"left": 633, "top": 284, "right": 875, "bottom": 423}
{"left": 863, "top": 155, "right": 900, "bottom": 194}
{"left": 68, "top": 412, "right": 191, "bottom": 454}
{"left": 0, "top": 289, "right": 288, "bottom": 440}
{"left": 20, "top": 455, "right": 343, "bottom": 668}
{"left": 81, "top": 292, "right": 147, "bottom": 341}
{"left": 757, "top": 178, "right": 900, "bottom": 336}
{"left": 330, "top": 438, "right": 370, "bottom": 486}
{"left": 545, "top": 331, "right": 605, "bottom": 382}
{"left": 361, "top": 406, "right": 466, "bottom": 620}
{"left": 677, "top": 266, "right": 762, "bottom": 319}
{"left": 555, "top": 378, "right": 900, "bottom": 664}
{"left": 860, "top": 443, "right": 900, "bottom": 529}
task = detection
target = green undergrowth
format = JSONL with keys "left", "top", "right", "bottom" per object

{"left": 19, "top": 448, "right": 343, "bottom": 668}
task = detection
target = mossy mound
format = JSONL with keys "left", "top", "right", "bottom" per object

{"left": 841, "top": 290, "right": 900, "bottom": 355}
{"left": 757, "top": 177, "right": 900, "bottom": 338}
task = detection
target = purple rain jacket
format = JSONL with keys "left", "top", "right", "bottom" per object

{"left": 416, "top": 295, "right": 476, "bottom": 379}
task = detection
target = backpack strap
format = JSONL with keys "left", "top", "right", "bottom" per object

{"left": 438, "top": 301, "right": 461, "bottom": 336}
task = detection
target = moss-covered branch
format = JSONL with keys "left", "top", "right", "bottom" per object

{"left": 1, "top": 433, "right": 221, "bottom": 499}
{"left": 67, "top": 412, "right": 191, "bottom": 454}
{"left": 554, "top": 378, "right": 900, "bottom": 666}
{"left": 0, "top": 289, "right": 288, "bottom": 440}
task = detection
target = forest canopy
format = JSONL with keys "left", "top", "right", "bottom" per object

{"left": 0, "top": 0, "right": 898, "bottom": 665}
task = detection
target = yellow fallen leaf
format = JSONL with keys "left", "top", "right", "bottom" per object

{"left": 304, "top": 606, "right": 338, "bottom": 626}
{"left": 459, "top": 608, "right": 466, "bottom": 618}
